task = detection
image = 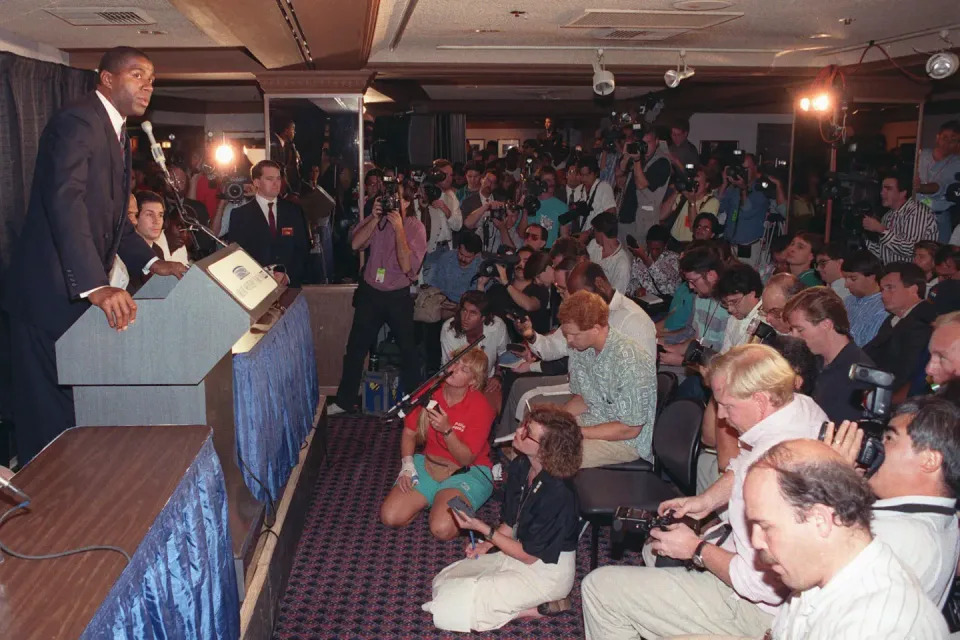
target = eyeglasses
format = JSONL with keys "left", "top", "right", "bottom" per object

{"left": 720, "top": 294, "right": 744, "bottom": 310}
{"left": 814, "top": 259, "right": 833, "bottom": 268}
{"left": 519, "top": 422, "right": 540, "bottom": 444}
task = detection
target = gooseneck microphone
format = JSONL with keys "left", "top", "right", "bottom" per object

{"left": 140, "top": 120, "right": 169, "bottom": 178}
{"left": 0, "top": 475, "right": 30, "bottom": 505}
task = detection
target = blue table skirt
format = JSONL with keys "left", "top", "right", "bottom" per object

{"left": 233, "top": 294, "right": 319, "bottom": 503}
{"left": 81, "top": 436, "right": 240, "bottom": 640}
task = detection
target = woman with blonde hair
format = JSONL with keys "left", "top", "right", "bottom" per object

{"left": 423, "top": 404, "right": 583, "bottom": 632}
{"left": 379, "top": 348, "right": 496, "bottom": 540}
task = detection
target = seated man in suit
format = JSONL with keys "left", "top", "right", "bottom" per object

{"left": 132, "top": 190, "right": 189, "bottom": 264}
{"left": 864, "top": 261, "right": 936, "bottom": 392}
{"left": 226, "top": 160, "right": 310, "bottom": 286}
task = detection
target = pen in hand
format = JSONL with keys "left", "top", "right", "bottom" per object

{"left": 468, "top": 531, "right": 477, "bottom": 558}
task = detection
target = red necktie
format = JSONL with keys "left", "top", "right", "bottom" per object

{"left": 268, "top": 202, "right": 277, "bottom": 237}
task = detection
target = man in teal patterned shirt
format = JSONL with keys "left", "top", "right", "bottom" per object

{"left": 558, "top": 290, "right": 657, "bottom": 467}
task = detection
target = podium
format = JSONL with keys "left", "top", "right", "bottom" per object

{"left": 56, "top": 244, "right": 282, "bottom": 573}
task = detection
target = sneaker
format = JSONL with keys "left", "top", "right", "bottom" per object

{"left": 326, "top": 402, "right": 346, "bottom": 416}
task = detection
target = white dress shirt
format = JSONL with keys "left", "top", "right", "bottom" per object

{"left": 255, "top": 193, "right": 279, "bottom": 226}
{"left": 771, "top": 539, "right": 949, "bottom": 639}
{"left": 528, "top": 291, "right": 656, "bottom": 369}
{"left": 871, "top": 495, "right": 960, "bottom": 608}
{"left": 440, "top": 315, "right": 508, "bottom": 378}
{"left": 724, "top": 394, "right": 827, "bottom": 613}
{"left": 721, "top": 300, "right": 762, "bottom": 353}
{"left": 581, "top": 180, "right": 617, "bottom": 228}
{"left": 426, "top": 190, "right": 463, "bottom": 253}
{"left": 153, "top": 232, "right": 190, "bottom": 266}
{"left": 830, "top": 277, "right": 851, "bottom": 300}
{"left": 586, "top": 239, "right": 633, "bottom": 295}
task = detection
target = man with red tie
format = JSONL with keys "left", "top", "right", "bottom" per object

{"left": 225, "top": 160, "right": 310, "bottom": 286}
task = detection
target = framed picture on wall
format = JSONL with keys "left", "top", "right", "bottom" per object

{"left": 498, "top": 139, "right": 520, "bottom": 156}
{"left": 468, "top": 138, "right": 484, "bottom": 152}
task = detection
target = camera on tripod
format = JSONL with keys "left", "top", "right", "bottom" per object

{"left": 202, "top": 162, "right": 248, "bottom": 203}
{"left": 673, "top": 163, "right": 699, "bottom": 193}
{"left": 817, "top": 363, "right": 893, "bottom": 475}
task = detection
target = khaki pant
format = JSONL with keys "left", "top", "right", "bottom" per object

{"left": 581, "top": 439, "right": 641, "bottom": 468}
{"left": 581, "top": 565, "right": 773, "bottom": 640}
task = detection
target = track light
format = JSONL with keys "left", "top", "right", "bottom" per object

{"left": 592, "top": 49, "right": 615, "bottom": 96}
{"left": 798, "top": 91, "right": 833, "bottom": 113}
{"left": 927, "top": 51, "right": 958, "bottom": 80}
{"left": 664, "top": 50, "right": 695, "bottom": 88}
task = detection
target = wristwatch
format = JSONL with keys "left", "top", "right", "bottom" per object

{"left": 484, "top": 524, "right": 497, "bottom": 542}
{"left": 691, "top": 540, "right": 709, "bottom": 570}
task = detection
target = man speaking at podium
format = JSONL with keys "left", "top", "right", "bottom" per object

{"left": 1, "top": 47, "right": 187, "bottom": 463}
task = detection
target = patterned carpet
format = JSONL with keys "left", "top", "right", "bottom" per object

{"left": 272, "top": 414, "right": 636, "bottom": 640}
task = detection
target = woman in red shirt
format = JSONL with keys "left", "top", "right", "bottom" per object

{"left": 379, "top": 348, "right": 496, "bottom": 540}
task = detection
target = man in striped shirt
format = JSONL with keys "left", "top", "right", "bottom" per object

{"left": 864, "top": 173, "right": 938, "bottom": 264}
{"left": 745, "top": 440, "right": 949, "bottom": 640}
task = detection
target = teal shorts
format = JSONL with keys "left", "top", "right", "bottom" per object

{"left": 410, "top": 454, "right": 494, "bottom": 510}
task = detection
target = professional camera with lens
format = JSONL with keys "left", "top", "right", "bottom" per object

{"left": 817, "top": 363, "right": 893, "bottom": 476}
{"left": 673, "top": 163, "right": 699, "bottom": 193}
{"left": 476, "top": 248, "right": 521, "bottom": 280}
{"left": 380, "top": 175, "right": 401, "bottom": 213}
{"left": 220, "top": 177, "right": 248, "bottom": 203}
{"left": 413, "top": 169, "right": 445, "bottom": 204}
{"left": 757, "top": 177, "right": 779, "bottom": 200}
{"left": 558, "top": 200, "right": 592, "bottom": 231}
{"left": 746, "top": 314, "right": 778, "bottom": 345}
{"left": 682, "top": 339, "right": 719, "bottom": 368}
{"left": 610, "top": 507, "right": 701, "bottom": 545}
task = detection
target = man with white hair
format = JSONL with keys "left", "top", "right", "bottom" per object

{"left": 581, "top": 344, "right": 826, "bottom": 638}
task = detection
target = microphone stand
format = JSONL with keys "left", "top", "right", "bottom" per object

{"left": 386, "top": 335, "right": 485, "bottom": 420}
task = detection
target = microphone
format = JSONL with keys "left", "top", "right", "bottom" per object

{"left": 141, "top": 121, "right": 169, "bottom": 178}
{"left": 0, "top": 475, "right": 30, "bottom": 504}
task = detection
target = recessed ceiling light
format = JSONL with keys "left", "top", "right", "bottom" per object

{"left": 474, "top": 29, "right": 500, "bottom": 33}
{"left": 138, "top": 29, "right": 167, "bottom": 35}
{"left": 838, "top": 17, "right": 854, "bottom": 25}
{"left": 509, "top": 10, "right": 526, "bottom": 17}
{"left": 809, "top": 33, "right": 832, "bottom": 39}
{"left": 672, "top": 0, "right": 733, "bottom": 10}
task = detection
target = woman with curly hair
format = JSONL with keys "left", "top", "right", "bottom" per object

{"left": 423, "top": 405, "right": 583, "bottom": 632}
{"left": 379, "top": 348, "right": 496, "bottom": 541}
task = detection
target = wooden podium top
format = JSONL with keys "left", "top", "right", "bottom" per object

{"left": 0, "top": 425, "right": 212, "bottom": 640}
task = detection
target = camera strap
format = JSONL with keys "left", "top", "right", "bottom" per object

{"left": 872, "top": 503, "right": 957, "bottom": 516}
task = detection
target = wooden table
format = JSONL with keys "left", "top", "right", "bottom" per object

{"left": 0, "top": 425, "right": 213, "bottom": 640}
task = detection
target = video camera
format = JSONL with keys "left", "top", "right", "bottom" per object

{"left": 673, "top": 163, "right": 698, "bottom": 193}
{"left": 558, "top": 200, "right": 592, "bottom": 232}
{"left": 201, "top": 162, "right": 249, "bottom": 203}
{"left": 411, "top": 169, "right": 445, "bottom": 203}
{"left": 817, "top": 363, "right": 893, "bottom": 476}
{"left": 476, "top": 248, "right": 521, "bottom": 279}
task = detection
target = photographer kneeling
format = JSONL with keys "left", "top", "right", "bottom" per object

{"left": 379, "top": 348, "right": 495, "bottom": 540}
{"left": 822, "top": 395, "right": 960, "bottom": 607}
{"left": 423, "top": 405, "right": 582, "bottom": 632}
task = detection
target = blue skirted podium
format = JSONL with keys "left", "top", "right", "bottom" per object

{"left": 233, "top": 294, "right": 320, "bottom": 502}
{"left": 0, "top": 426, "right": 240, "bottom": 640}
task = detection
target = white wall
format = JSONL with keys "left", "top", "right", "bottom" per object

{"left": 688, "top": 113, "right": 794, "bottom": 154}
{"left": 465, "top": 127, "right": 541, "bottom": 146}
{"left": 206, "top": 113, "right": 264, "bottom": 137}
{"left": 0, "top": 26, "right": 68, "bottom": 64}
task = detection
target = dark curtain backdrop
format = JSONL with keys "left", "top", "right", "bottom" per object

{"left": 433, "top": 113, "right": 466, "bottom": 164}
{"left": 0, "top": 52, "right": 95, "bottom": 431}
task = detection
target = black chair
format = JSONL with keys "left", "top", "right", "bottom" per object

{"left": 575, "top": 398, "right": 704, "bottom": 569}
{"left": 593, "top": 371, "right": 680, "bottom": 474}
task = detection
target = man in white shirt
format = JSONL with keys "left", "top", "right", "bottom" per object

{"left": 461, "top": 169, "right": 518, "bottom": 253}
{"left": 131, "top": 191, "right": 189, "bottom": 265}
{"left": 423, "top": 159, "right": 463, "bottom": 253}
{"left": 582, "top": 344, "right": 827, "bottom": 639}
{"left": 586, "top": 213, "right": 632, "bottom": 294}
{"left": 439, "top": 290, "right": 507, "bottom": 380}
{"left": 716, "top": 262, "right": 764, "bottom": 353}
{"left": 823, "top": 395, "right": 960, "bottom": 608}
{"left": 916, "top": 119, "right": 960, "bottom": 243}
{"left": 744, "top": 439, "right": 949, "bottom": 640}
{"left": 576, "top": 157, "right": 616, "bottom": 232}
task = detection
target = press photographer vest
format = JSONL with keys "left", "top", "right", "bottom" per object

{"left": 633, "top": 145, "right": 672, "bottom": 231}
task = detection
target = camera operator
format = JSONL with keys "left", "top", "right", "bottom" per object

{"left": 421, "top": 159, "right": 463, "bottom": 254}
{"left": 618, "top": 128, "right": 672, "bottom": 246}
{"left": 823, "top": 396, "right": 960, "bottom": 608}
{"left": 517, "top": 166, "right": 569, "bottom": 248}
{"left": 668, "top": 118, "right": 700, "bottom": 170}
{"left": 916, "top": 120, "right": 960, "bottom": 243}
{"left": 575, "top": 157, "right": 617, "bottom": 233}
{"left": 784, "top": 287, "right": 875, "bottom": 422}
{"left": 462, "top": 169, "right": 519, "bottom": 253}
{"left": 719, "top": 153, "right": 772, "bottom": 265}
{"left": 741, "top": 440, "right": 949, "bottom": 639}
{"left": 329, "top": 189, "right": 427, "bottom": 415}
{"left": 863, "top": 262, "right": 936, "bottom": 392}
{"left": 662, "top": 166, "right": 719, "bottom": 245}
{"left": 480, "top": 250, "right": 552, "bottom": 335}
{"left": 582, "top": 344, "right": 827, "bottom": 639}
{"left": 864, "top": 172, "right": 938, "bottom": 264}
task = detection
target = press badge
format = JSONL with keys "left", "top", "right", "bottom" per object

{"left": 281, "top": 227, "right": 294, "bottom": 236}
{"left": 376, "top": 267, "right": 386, "bottom": 283}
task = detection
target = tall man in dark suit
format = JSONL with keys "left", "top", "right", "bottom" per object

{"left": 226, "top": 160, "right": 310, "bottom": 286}
{"left": 2, "top": 47, "right": 188, "bottom": 462}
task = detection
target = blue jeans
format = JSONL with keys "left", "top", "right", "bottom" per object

{"left": 935, "top": 210, "right": 954, "bottom": 243}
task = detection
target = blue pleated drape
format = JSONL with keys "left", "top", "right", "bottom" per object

{"left": 232, "top": 294, "right": 319, "bottom": 503}
{"left": 80, "top": 436, "right": 240, "bottom": 640}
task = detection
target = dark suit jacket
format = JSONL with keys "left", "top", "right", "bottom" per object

{"left": 863, "top": 300, "right": 936, "bottom": 391}
{"left": 2, "top": 91, "right": 156, "bottom": 338}
{"left": 226, "top": 198, "right": 310, "bottom": 286}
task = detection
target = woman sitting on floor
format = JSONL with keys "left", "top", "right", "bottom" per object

{"left": 379, "top": 348, "right": 495, "bottom": 541}
{"left": 423, "top": 405, "right": 582, "bottom": 632}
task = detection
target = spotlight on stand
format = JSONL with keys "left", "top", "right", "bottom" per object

{"left": 592, "top": 49, "right": 615, "bottom": 96}
{"left": 215, "top": 142, "right": 235, "bottom": 165}
{"left": 664, "top": 50, "right": 695, "bottom": 88}
{"left": 927, "top": 51, "right": 958, "bottom": 80}
{"left": 798, "top": 91, "right": 833, "bottom": 113}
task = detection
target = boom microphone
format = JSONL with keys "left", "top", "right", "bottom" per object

{"left": 140, "top": 120, "right": 169, "bottom": 177}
